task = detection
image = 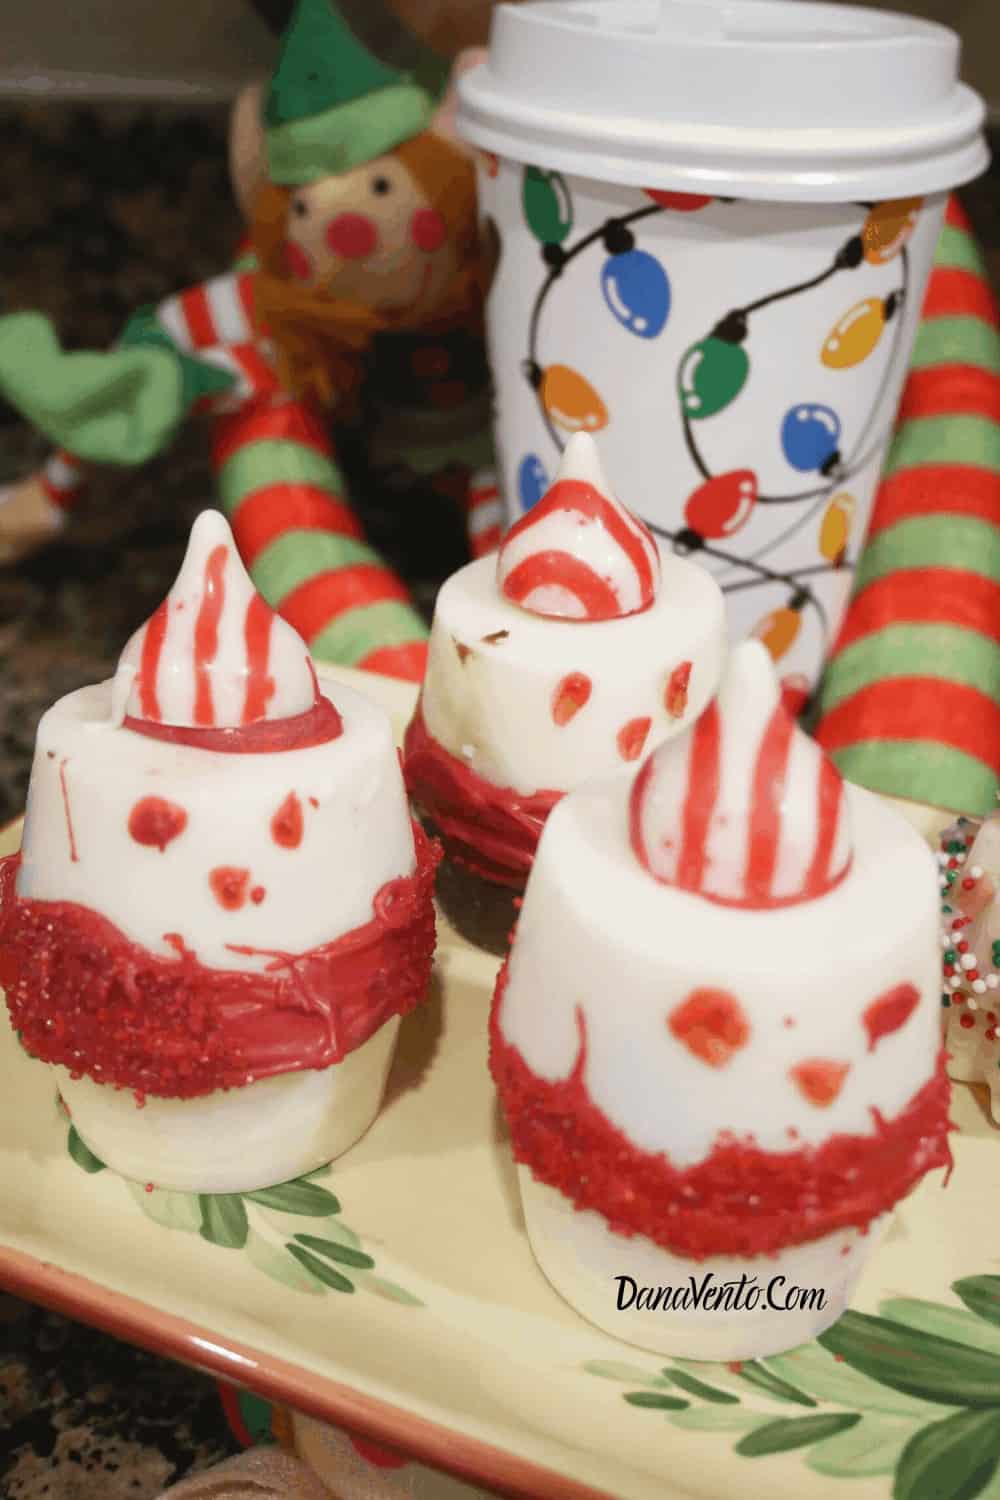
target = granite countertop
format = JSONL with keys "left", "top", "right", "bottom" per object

{"left": 0, "top": 102, "right": 998, "bottom": 1498}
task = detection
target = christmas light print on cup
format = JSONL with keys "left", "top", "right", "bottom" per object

{"left": 500, "top": 166, "right": 929, "bottom": 693}
{"left": 497, "top": 432, "right": 660, "bottom": 621}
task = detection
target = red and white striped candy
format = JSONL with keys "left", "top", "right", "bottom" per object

{"left": 466, "top": 468, "right": 504, "bottom": 558}
{"left": 497, "top": 433, "right": 659, "bottom": 621}
{"left": 114, "top": 510, "right": 316, "bottom": 729}
{"left": 630, "top": 641, "right": 852, "bottom": 907}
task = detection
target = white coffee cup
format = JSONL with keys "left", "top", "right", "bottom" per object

{"left": 457, "top": 0, "right": 988, "bottom": 691}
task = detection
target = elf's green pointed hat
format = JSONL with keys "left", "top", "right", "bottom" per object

{"left": 265, "top": 0, "right": 433, "bottom": 185}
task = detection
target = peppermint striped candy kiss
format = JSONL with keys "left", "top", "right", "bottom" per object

{"left": 114, "top": 510, "right": 317, "bottom": 729}
{"left": 497, "top": 433, "right": 660, "bottom": 621}
{"left": 630, "top": 641, "right": 852, "bottom": 907}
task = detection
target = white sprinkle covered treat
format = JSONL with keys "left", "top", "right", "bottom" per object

{"left": 938, "top": 812, "right": 1000, "bottom": 1117}
{"left": 490, "top": 643, "right": 950, "bottom": 1359}
{"left": 3, "top": 512, "right": 437, "bottom": 1192}
{"left": 404, "top": 436, "right": 726, "bottom": 911}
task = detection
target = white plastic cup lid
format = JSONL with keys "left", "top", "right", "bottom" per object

{"left": 456, "top": 0, "right": 989, "bottom": 202}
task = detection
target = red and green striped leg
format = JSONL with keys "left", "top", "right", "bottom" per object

{"left": 212, "top": 397, "right": 429, "bottom": 682}
{"left": 816, "top": 195, "right": 1000, "bottom": 816}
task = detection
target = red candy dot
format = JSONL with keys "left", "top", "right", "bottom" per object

{"left": 250, "top": 886, "right": 266, "bottom": 905}
{"left": 271, "top": 791, "right": 304, "bottom": 849}
{"left": 326, "top": 213, "right": 378, "bottom": 260}
{"left": 283, "top": 239, "right": 313, "bottom": 281}
{"left": 410, "top": 207, "right": 446, "bottom": 253}
{"left": 128, "top": 796, "right": 188, "bottom": 853}
{"left": 959, "top": 1014, "right": 976, "bottom": 1030}
{"left": 668, "top": 988, "right": 750, "bottom": 1068}
{"left": 617, "top": 716, "right": 652, "bottom": 762}
{"left": 862, "top": 983, "right": 919, "bottom": 1052}
{"left": 789, "top": 1059, "right": 850, "bottom": 1107}
{"left": 209, "top": 867, "right": 250, "bottom": 911}
{"left": 552, "top": 672, "right": 592, "bottom": 726}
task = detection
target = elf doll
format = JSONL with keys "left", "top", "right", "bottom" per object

{"left": 0, "top": 0, "right": 500, "bottom": 681}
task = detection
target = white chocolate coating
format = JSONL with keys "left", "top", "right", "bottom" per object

{"left": 519, "top": 1170, "right": 884, "bottom": 1360}
{"left": 421, "top": 546, "right": 726, "bottom": 795}
{"left": 58, "top": 1019, "right": 399, "bottom": 1193}
{"left": 500, "top": 778, "right": 940, "bottom": 1164}
{"left": 18, "top": 671, "right": 414, "bottom": 971}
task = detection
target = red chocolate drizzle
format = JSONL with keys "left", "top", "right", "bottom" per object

{"left": 864, "top": 984, "right": 920, "bottom": 1052}
{"left": 242, "top": 593, "right": 276, "bottom": 724}
{"left": 0, "top": 827, "right": 440, "bottom": 1100}
{"left": 123, "top": 694, "right": 342, "bottom": 754}
{"left": 665, "top": 661, "right": 692, "bottom": 719}
{"left": 271, "top": 792, "right": 304, "bottom": 849}
{"left": 490, "top": 959, "right": 952, "bottom": 1259}
{"left": 403, "top": 707, "right": 560, "bottom": 888}
{"left": 250, "top": 886, "right": 266, "bottom": 905}
{"left": 617, "top": 717, "right": 652, "bottom": 763}
{"left": 193, "top": 544, "right": 228, "bottom": 726}
{"left": 58, "top": 759, "right": 79, "bottom": 864}
{"left": 128, "top": 797, "right": 188, "bottom": 852}
{"left": 137, "top": 600, "right": 168, "bottom": 720}
{"left": 209, "top": 866, "right": 251, "bottom": 910}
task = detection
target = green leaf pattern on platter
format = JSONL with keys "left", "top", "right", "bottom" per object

{"left": 588, "top": 1273, "right": 1000, "bottom": 1496}
{"left": 65, "top": 1125, "right": 421, "bottom": 1307}
{"left": 735, "top": 1412, "right": 861, "bottom": 1457}
{"left": 894, "top": 1409, "right": 1000, "bottom": 1500}
{"left": 125, "top": 1181, "right": 202, "bottom": 1234}
{"left": 954, "top": 1278, "right": 1000, "bottom": 1333}
{"left": 67, "top": 1125, "right": 105, "bottom": 1174}
{"left": 878, "top": 1296, "right": 1000, "bottom": 1359}
{"left": 818, "top": 1310, "right": 1000, "bottom": 1408}
{"left": 805, "top": 1414, "right": 915, "bottom": 1478}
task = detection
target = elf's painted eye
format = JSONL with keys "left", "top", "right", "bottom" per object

{"left": 371, "top": 177, "right": 392, "bottom": 196}
{"left": 292, "top": 197, "right": 309, "bottom": 218}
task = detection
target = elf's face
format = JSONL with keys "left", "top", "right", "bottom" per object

{"left": 282, "top": 152, "right": 459, "bottom": 311}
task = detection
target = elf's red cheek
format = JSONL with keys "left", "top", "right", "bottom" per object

{"left": 326, "top": 213, "right": 378, "bottom": 260}
{"left": 283, "top": 240, "right": 313, "bottom": 281}
{"left": 410, "top": 208, "right": 446, "bottom": 253}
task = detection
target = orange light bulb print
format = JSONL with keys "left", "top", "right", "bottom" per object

{"left": 862, "top": 198, "right": 922, "bottom": 265}
{"left": 753, "top": 594, "right": 806, "bottom": 662}
{"left": 819, "top": 492, "right": 856, "bottom": 565}
{"left": 821, "top": 299, "right": 886, "bottom": 369}
{"left": 539, "top": 364, "right": 609, "bottom": 435}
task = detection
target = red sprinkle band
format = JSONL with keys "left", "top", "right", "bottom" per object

{"left": 402, "top": 706, "right": 560, "bottom": 889}
{"left": 489, "top": 958, "right": 952, "bottom": 1259}
{"left": 0, "top": 826, "right": 440, "bottom": 1102}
